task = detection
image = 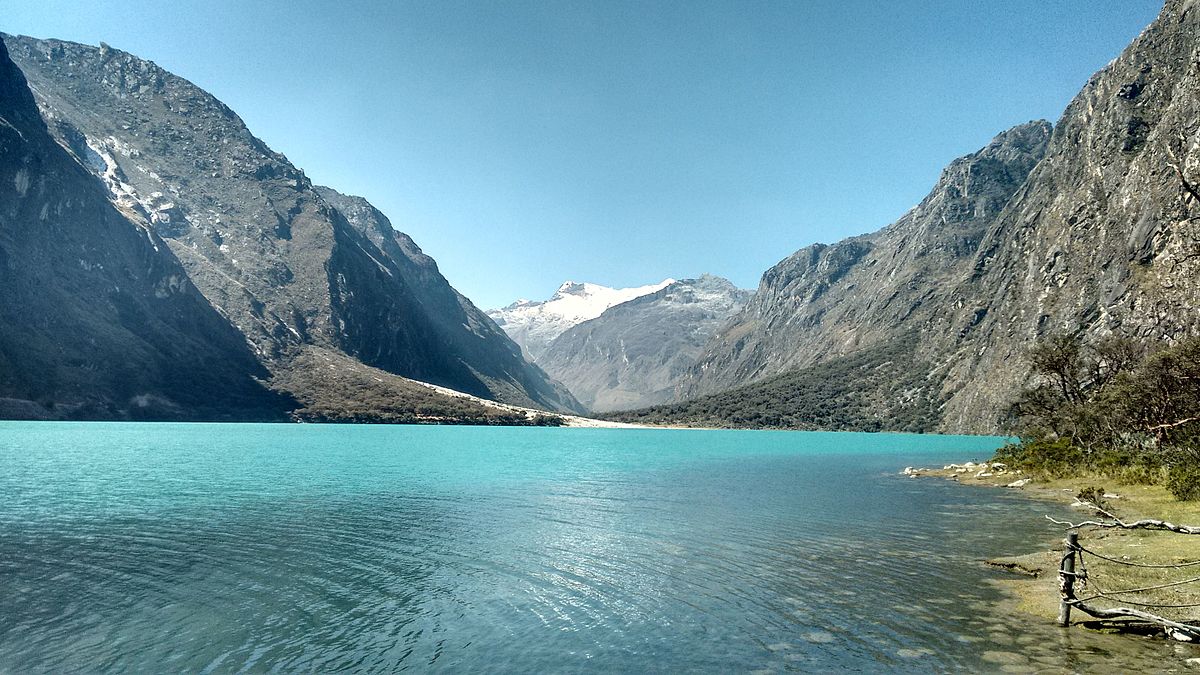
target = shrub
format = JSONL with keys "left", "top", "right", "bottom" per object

{"left": 1003, "top": 335, "right": 1200, "bottom": 492}
{"left": 1167, "top": 463, "right": 1200, "bottom": 501}
{"left": 1091, "top": 449, "right": 1164, "bottom": 485}
{"left": 604, "top": 334, "right": 946, "bottom": 432}
{"left": 994, "top": 438, "right": 1085, "bottom": 479}
{"left": 1076, "top": 486, "right": 1108, "bottom": 510}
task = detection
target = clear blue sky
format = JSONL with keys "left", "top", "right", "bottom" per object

{"left": 6, "top": 1, "right": 1161, "bottom": 309}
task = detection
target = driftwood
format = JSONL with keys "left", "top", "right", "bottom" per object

{"left": 1069, "top": 600, "right": 1200, "bottom": 642}
{"left": 1147, "top": 416, "right": 1199, "bottom": 433}
{"left": 1051, "top": 501, "right": 1200, "bottom": 642}
{"left": 1045, "top": 501, "right": 1200, "bottom": 535}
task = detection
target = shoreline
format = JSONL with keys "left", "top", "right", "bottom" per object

{"left": 905, "top": 461, "right": 1200, "bottom": 659}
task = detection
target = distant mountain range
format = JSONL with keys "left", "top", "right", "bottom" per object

{"left": 496, "top": 275, "right": 750, "bottom": 412}
{"left": 0, "top": 34, "right": 581, "bottom": 421}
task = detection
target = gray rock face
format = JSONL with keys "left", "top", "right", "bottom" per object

{"left": 4, "top": 34, "right": 581, "bottom": 414}
{"left": 537, "top": 275, "right": 750, "bottom": 412}
{"left": 682, "top": 121, "right": 1052, "bottom": 410}
{"left": 931, "top": 0, "right": 1200, "bottom": 429}
{"left": 681, "top": 0, "right": 1200, "bottom": 432}
{"left": 0, "top": 37, "right": 290, "bottom": 420}
{"left": 315, "top": 187, "right": 582, "bottom": 412}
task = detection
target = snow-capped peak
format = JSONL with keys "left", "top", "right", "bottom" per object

{"left": 555, "top": 281, "right": 585, "bottom": 295}
{"left": 488, "top": 278, "right": 675, "bottom": 359}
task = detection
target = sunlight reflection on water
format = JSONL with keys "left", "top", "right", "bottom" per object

{"left": 0, "top": 423, "right": 1190, "bottom": 671}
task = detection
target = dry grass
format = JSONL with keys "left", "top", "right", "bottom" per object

{"left": 1036, "top": 479, "right": 1200, "bottom": 626}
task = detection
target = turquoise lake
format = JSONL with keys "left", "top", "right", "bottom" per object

{"left": 0, "top": 423, "right": 1167, "bottom": 672}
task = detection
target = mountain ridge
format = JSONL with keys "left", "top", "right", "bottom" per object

{"left": 0, "top": 35, "right": 292, "bottom": 420}
{"left": 6, "top": 1, "right": 1198, "bottom": 430}
{"left": 678, "top": 120, "right": 1053, "bottom": 417}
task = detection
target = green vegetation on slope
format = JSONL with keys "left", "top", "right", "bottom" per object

{"left": 997, "top": 335, "right": 1200, "bottom": 499}
{"left": 272, "top": 348, "right": 565, "bottom": 426}
{"left": 606, "top": 336, "right": 943, "bottom": 432}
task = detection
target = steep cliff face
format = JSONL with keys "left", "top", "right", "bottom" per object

{"left": 683, "top": 121, "right": 1052, "bottom": 401}
{"left": 536, "top": 275, "right": 750, "bottom": 412}
{"left": 4, "top": 34, "right": 580, "bottom": 414}
{"left": 680, "top": 0, "right": 1200, "bottom": 432}
{"left": 0, "top": 37, "right": 290, "bottom": 420}
{"left": 932, "top": 0, "right": 1200, "bottom": 429}
{"left": 315, "top": 187, "right": 582, "bottom": 413}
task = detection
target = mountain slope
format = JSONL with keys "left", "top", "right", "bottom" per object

{"left": 680, "top": 121, "right": 1052, "bottom": 415}
{"left": 609, "top": 334, "right": 943, "bottom": 432}
{"left": 315, "top": 187, "right": 581, "bottom": 412}
{"left": 5, "top": 34, "right": 581, "bottom": 415}
{"left": 675, "top": 0, "right": 1200, "bottom": 433}
{"left": 930, "top": 0, "right": 1200, "bottom": 428}
{"left": 0, "top": 37, "right": 290, "bottom": 420}
{"left": 486, "top": 279, "right": 674, "bottom": 360}
{"left": 537, "top": 275, "right": 750, "bottom": 412}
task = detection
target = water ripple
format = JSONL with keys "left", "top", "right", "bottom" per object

{"left": 0, "top": 423, "right": 1182, "bottom": 672}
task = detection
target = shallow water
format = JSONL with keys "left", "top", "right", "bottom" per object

{"left": 0, "top": 423, "right": 1190, "bottom": 672}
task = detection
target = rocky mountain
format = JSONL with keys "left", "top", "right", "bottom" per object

{"left": 662, "top": 0, "right": 1200, "bottom": 433}
{"left": 311, "top": 186, "right": 581, "bottom": 412}
{"left": 928, "top": 0, "right": 1200, "bottom": 429}
{"left": 0, "top": 36, "right": 290, "bottom": 420}
{"left": 2, "top": 33, "right": 583, "bottom": 418}
{"left": 536, "top": 275, "right": 750, "bottom": 412}
{"left": 680, "top": 121, "right": 1051, "bottom": 406}
{"left": 486, "top": 278, "right": 674, "bottom": 360}
{"left": 610, "top": 335, "right": 943, "bottom": 432}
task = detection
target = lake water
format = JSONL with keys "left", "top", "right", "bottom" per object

{"left": 0, "top": 423, "right": 1185, "bottom": 672}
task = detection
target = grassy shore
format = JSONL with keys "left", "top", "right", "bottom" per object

{"left": 906, "top": 463, "right": 1200, "bottom": 640}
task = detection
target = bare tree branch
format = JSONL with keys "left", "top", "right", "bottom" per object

{"left": 1070, "top": 600, "right": 1200, "bottom": 641}
{"left": 1147, "top": 416, "right": 1199, "bottom": 432}
{"left": 1046, "top": 501, "right": 1200, "bottom": 534}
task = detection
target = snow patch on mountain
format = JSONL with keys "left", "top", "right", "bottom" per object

{"left": 487, "top": 279, "right": 674, "bottom": 359}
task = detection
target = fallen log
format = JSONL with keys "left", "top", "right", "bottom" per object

{"left": 1070, "top": 600, "right": 1200, "bottom": 642}
{"left": 1045, "top": 501, "right": 1200, "bottom": 535}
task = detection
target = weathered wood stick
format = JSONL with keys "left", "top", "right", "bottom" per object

{"left": 1045, "top": 501, "right": 1200, "bottom": 535}
{"left": 1058, "top": 531, "right": 1078, "bottom": 626}
{"left": 1071, "top": 600, "right": 1200, "bottom": 642}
